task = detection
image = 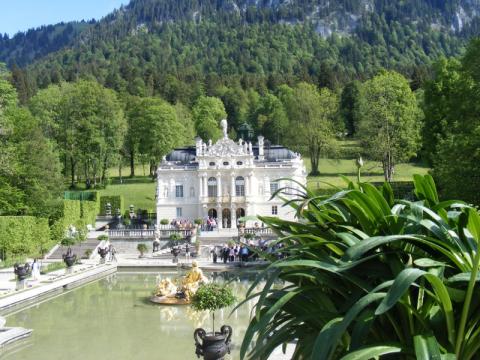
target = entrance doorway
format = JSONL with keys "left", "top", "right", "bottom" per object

{"left": 222, "top": 209, "right": 231, "bottom": 229}
{"left": 208, "top": 209, "right": 217, "bottom": 219}
{"left": 236, "top": 208, "right": 245, "bottom": 219}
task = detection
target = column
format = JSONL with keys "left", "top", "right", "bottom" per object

{"left": 231, "top": 175, "right": 236, "bottom": 198}
{"left": 231, "top": 206, "right": 237, "bottom": 229}
{"left": 198, "top": 176, "right": 203, "bottom": 198}
{"left": 217, "top": 174, "right": 222, "bottom": 198}
{"left": 203, "top": 175, "right": 208, "bottom": 198}
{"left": 217, "top": 205, "right": 222, "bottom": 229}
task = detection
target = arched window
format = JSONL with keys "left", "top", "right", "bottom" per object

{"left": 235, "top": 176, "right": 245, "bottom": 196}
{"left": 208, "top": 177, "right": 217, "bottom": 197}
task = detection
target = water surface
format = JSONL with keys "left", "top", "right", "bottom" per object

{"left": 3, "top": 271, "right": 259, "bottom": 360}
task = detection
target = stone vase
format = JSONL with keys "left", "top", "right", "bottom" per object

{"left": 194, "top": 325, "right": 232, "bottom": 360}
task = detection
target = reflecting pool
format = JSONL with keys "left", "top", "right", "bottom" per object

{"left": 3, "top": 271, "right": 260, "bottom": 360}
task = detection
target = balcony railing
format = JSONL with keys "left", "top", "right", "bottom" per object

{"left": 240, "top": 227, "right": 274, "bottom": 236}
{"left": 109, "top": 229, "right": 192, "bottom": 239}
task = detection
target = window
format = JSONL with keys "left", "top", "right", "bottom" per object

{"left": 190, "top": 186, "right": 195, "bottom": 198}
{"left": 208, "top": 177, "right": 217, "bottom": 197}
{"left": 236, "top": 161, "right": 243, "bottom": 166}
{"left": 235, "top": 176, "right": 245, "bottom": 196}
{"left": 272, "top": 206, "right": 278, "bottom": 215}
{"left": 209, "top": 162, "right": 216, "bottom": 167}
{"left": 270, "top": 181, "right": 279, "bottom": 194}
{"left": 223, "top": 161, "right": 230, "bottom": 166}
{"left": 175, "top": 185, "right": 184, "bottom": 198}
{"left": 176, "top": 207, "right": 183, "bottom": 218}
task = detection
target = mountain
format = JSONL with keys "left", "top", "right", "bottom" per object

{"left": 0, "top": 21, "right": 93, "bottom": 67}
{"left": 3, "top": 0, "right": 480, "bottom": 99}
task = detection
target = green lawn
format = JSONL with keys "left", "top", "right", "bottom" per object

{"left": 306, "top": 158, "right": 430, "bottom": 190}
{"left": 99, "top": 179, "right": 156, "bottom": 212}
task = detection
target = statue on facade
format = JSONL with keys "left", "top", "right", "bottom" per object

{"left": 150, "top": 261, "right": 209, "bottom": 305}
{"left": 220, "top": 119, "right": 228, "bottom": 139}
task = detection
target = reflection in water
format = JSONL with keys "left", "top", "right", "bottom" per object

{"left": 2, "top": 271, "right": 264, "bottom": 360}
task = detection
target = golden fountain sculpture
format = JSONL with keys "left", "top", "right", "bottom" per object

{"left": 150, "top": 261, "right": 209, "bottom": 305}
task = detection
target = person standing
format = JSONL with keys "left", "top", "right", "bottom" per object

{"left": 222, "top": 245, "right": 229, "bottom": 264}
{"left": 185, "top": 243, "right": 191, "bottom": 262}
{"left": 211, "top": 246, "right": 218, "bottom": 263}
{"left": 31, "top": 259, "right": 41, "bottom": 280}
{"left": 229, "top": 246, "right": 235, "bottom": 262}
{"left": 109, "top": 245, "right": 117, "bottom": 262}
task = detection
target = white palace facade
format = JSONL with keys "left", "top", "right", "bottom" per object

{"left": 156, "top": 120, "right": 307, "bottom": 229}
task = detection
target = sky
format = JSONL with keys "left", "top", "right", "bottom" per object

{"left": 0, "top": 0, "right": 131, "bottom": 37}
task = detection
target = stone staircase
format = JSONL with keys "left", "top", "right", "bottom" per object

{"left": 198, "top": 228, "right": 239, "bottom": 245}
{"left": 47, "top": 238, "right": 100, "bottom": 260}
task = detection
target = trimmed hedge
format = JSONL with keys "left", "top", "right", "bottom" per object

{"left": 100, "top": 195, "right": 124, "bottom": 216}
{"left": 81, "top": 201, "right": 97, "bottom": 226}
{"left": 51, "top": 200, "right": 83, "bottom": 245}
{"left": 0, "top": 217, "right": 51, "bottom": 259}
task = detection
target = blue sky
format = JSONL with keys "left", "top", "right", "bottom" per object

{"left": 0, "top": 0, "right": 131, "bottom": 37}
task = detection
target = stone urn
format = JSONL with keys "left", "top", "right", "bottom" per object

{"left": 63, "top": 248, "right": 77, "bottom": 267}
{"left": 194, "top": 325, "right": 232, "bottom": 360}
{"left": 98, "top": 247, "right": 109, "bottom": 259}
{"left": 14, "top": 263, "right": 31, "bottom": 281}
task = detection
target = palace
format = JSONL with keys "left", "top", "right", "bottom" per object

{"left": 156, "top": 120, "right": 307, "bottom": 229}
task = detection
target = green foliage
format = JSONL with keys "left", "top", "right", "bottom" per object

{"left": 425, "top": 39, "right": 480, "bottom": 205}
{"left": 194, "top": 218, "right": 203, "bottom": 225}
{"left": 0, "top": 217, "right": 51, "bottom": 259}
{"left": 126, "top": 97, "right": 185, "bottom": 176}
{"left": 191, "top": 283, "right": 236, "bottom": 313}
{"left": 240, "top": 175, "right": 480, "bottom": 359}
{"left": 137, "top": 243, "right": 148, "bottom": 255}
{"left": 99, "top": 195, "right": 124, "bottom": 216}
{"left": 357, "top": 71, "right": 422, "bottom": 181}
{"left": 283, "top": 83, "right": 338, "bottom": 176}
{"left": 97, "top": 234, "right": 109, "bottom": 242}
{"left": 193, "top": 96, "right": 227, "bottom": 142}
{"left": 169, "top": 232, "right": 183, "bottom": 241}
{"left": 160, "top": 219, "right": 169, "bottom": 225}
{"left": 81, "top": 201, "right": 97, "bottom": 225}
{"left": 40, "top": 261, "right": 66, "bottom": 275}
{"left": 50, "top": 199, "right": 85, "bottom": 245}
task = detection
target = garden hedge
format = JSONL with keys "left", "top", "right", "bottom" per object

{"left": 99, "top": 195, "right": 124, "bottom": 216}
{"left": 51, "top": 200, "right": 83, "bottom": 244}
{"left": 0, "top": 217, "right": 51, "bottom": 259}
{"left": 81, "top": 201, "right": 97, "bottom": 226}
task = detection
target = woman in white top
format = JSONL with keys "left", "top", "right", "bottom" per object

{"left": 31, "top": 259, "right": 41, "bottom": 280}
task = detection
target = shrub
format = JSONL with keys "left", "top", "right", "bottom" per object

{"left": 160, "top": 219, "right": 169, "bottom": 225}
{"left": 97, "top": 234, "right": 109, "bottom": 242}
{"left": 192, "top": 283, "right": 235, "bottom": 333}
{"left": 40, "top": 261, "right": 66, "bottom": 274}
{"left": 81, "top": 200, "right": 97, "bottom": 226}
{"left": 84, "top": 249, "right": 93, "bottom": 259}
{"left": 0, "top": 217, "right": 51, "bottom": 260}
{"left": 194, "top": 218, "right": 203, "bottom": 225}
{"left": 137, "top": 243, "right": 148, "bottom": 257}
{"left": 240, "top": 175, "right": 480, "bottom": 359}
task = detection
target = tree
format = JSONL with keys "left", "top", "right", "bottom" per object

{"left": 422, "top": 58, "right": 462, "bottom": 165}
{"left": 130, "top": 97, "right": 184, "bottom": 177}
{"left": 430, "top": 39, "right": 480, "bottom": 204}
{"left": 193, "top": 96, "right": 227, "bottom": 142}
{"left": 58, "top": 80, "right": 125, "bottom": 188}
{"left": 357, "top": 71, "right": 422, "bottom": 181}
{"left": 254, "top": 93, "right": 289, "bottom": 144}
{"left": 339, "top": 80, "right": 361, "bottom": 136}
{"left": 0, "top": 79, "right": 62, "bottom": 216}
{"left": 283, "top": 83, "right": 338, "bottom": 176}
